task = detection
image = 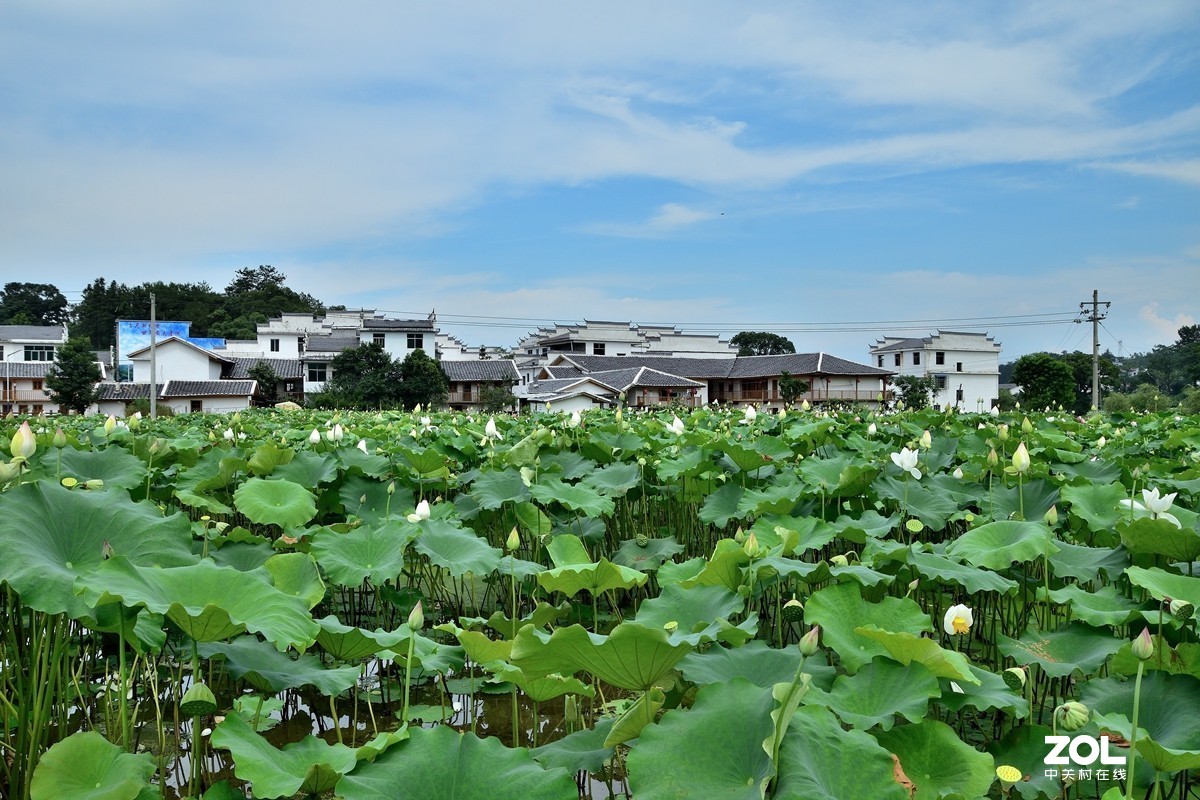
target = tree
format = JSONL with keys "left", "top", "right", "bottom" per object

{"left": 0, "top": 282, "right": 69, "bottom": 326}
{"left": 479, "top": 383, "right": 516, "bottom": 413}
{"left": 311, "top": 343, "right": 404, "bottom": 409}
{"left": 399, "top": 349, "right": 448, "bottom": 409}
{"left": 44, "top": 338, "right": 101, "bottom": 414}
{"left": 778, "top": 371, "right": 810, "bottom": 406}
{"left": 1011, "top": 353, "right": 1074, "bottom": 411}
{"left": 731, "top": 331, "right": 796, "bottom": 356}
{"left": 1057, "top": 350, "right": 1120, "bottom": 413}
{"left": 892, "top": 375, "right": 938, "bottom": 410}
{"left": 247, "top": 361, "right": 281, "bottom": 407}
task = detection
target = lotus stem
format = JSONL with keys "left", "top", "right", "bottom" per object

{"left": 1127, "top": 660, "right": 1144, "bottom": 800}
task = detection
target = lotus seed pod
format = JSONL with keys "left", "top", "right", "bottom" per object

{"left": 799, "top": 625, "right": 820, "bottom": 656}
{"left": 663, "top": 620, "right": 678, "bottom": 633}
{"left": 179, "top": 682, "right": 218, "bottom": 717}
{"left": 782, "top": 595, "right": 804, "bottom": 623}
{"left": 1054, "top": 701, "right": 1089, "bottom": 732}
{"left": 1131, "top": 627, "right": 1154, "bottom": 661}
{"left": 995, "top": 765, "right": 1022, "bottom": 790}
{"left": 1002, "top": 667, "right": 1027, "bottom": 692}
{"left": 635, "top": 534, "right": 650, "bottom": 548}
{"left": 1171, "top": 600, "right": 1195, "bottom": 622}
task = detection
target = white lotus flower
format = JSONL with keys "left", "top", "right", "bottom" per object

{"left": 953, "top": 466, "right": 964, "bottom": 480}
{"left": 890, "top": 447, "right": 921, "bottom": 480}
{"left": 743, "top": 405, "right": 757, "bottom": 424}
{"left": 420, "top": 416, "right": 433, "bottom": 432}
{"left": 484, "top": 417, "right": 502, "bottom": 441}
{"left": 1142, "top": 487, "right": 1177, "bottom": 515}
{"left": 569, "top": 409, "right": 582, "bottom": 428}
{"left": 406, "top": 500, "right": 431, "bottom": 523}
{"left": 309, "top": 429, "right": 321, "bottom": 445}
{"left": 943, "top": 603, "right": 973, "bottom": 636}
{"left": 668, "top": 415, "right": 686, "bottom": 436}
{"left": 357, "top": 438, "right": 368, "bottom": 454}
{"left": 866, "top": 422, "right": 877, "bottom": 436}
{"left": 223, "top": 428, "right": 234, "bottom": 441}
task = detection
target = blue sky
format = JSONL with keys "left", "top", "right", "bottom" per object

{"left": 2, "top": 2, "right": 1197, "bottom": 362}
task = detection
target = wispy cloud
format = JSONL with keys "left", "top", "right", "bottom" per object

{"left": 1093, "top": 159, "right": 1200, "bottom": 187}
{"left": 578, "top": 203, "right": 717, "bottom": 238}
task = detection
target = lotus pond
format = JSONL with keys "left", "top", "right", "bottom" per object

{"left": 2, "top": 405, "right": 1200, "bottom": 800}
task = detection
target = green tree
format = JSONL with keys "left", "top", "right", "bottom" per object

{"left": 1011, "top": 353, "right": 1075, "bottom": 411}
{"left": 44, "top": 337, "right": 101, "bottom": 414}
{"left": 247, "top": 361, "right": 281, "bottom": 407}
{"left": 778, "top": 371, "right": 810, "bottom": 406}
{"left": 1057, "top": 350, "right": 1120, "bottom": 413}
{"left": 731, "top": 331, "right": 796, "bottom": 356}
{"left": 0, "top": 282, "right": 69, "bottom": 326}
{"left": 310, "top": 343, "right": 404, "bottom": 409}
{"left": 479, "top": 383, "right": 516, "bottom": 413}
{"left": 399, "top": 349, "right": 448, "bottom": 409}
{"left": 891, "top": 375, "right": 938, "bottom": 410}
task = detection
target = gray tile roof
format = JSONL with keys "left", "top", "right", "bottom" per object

{"left": 543, "top": 365, "right": 583, "bottom": 379}
{"left": 440, "top": 359, "right": 520, "bottom": 382}
{"left": 559, "top": 353, "right": 891, "bottom": 380}
{"left": 361, "top": 318, "right": 436, "bottom": 331}
{"left": 95, "top": 383, "right": 161, "bottom": 401}
{"left": 2, "top": 362, "right": 54, "bottom": 379}
{"left": 869, "top": 337, "right": 927, "bottom": 353}
{"left": 0, "top": 325, "right": 66, "bottom": 342}
{"left": 561, "top": 355, "right": 738, "bottom": 379}
{"left": 227, "top": 357, "right": 305, "bottom": 380}
{"left": 161, "top": 380, "right": 257, "bottom": 398}
{"left": 304, "top": 335, "right": 359, "bottom": 354}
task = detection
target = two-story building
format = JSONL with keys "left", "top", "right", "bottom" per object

{"left": 868, "top": 330, "right": 1002, "bottom": 411}
{"left": 1, "top": 324, "right": 71, "bottom": 414}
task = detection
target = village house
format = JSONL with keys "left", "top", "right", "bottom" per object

{"left": 868, "top": 330, "right": 1001, "bottom": 411}
{"left": 1, "top": 324, "right": 73, "bottom": 415}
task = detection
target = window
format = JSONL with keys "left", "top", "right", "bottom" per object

{"left": 935, "top": 375, "right": 947, "bottom": 390}
{"left": 373, "top": 333, "right": 386, "bottom": 346}
{"left": 956, "top": 362, "right": 963, "bottom": 372}
{"left": 31, "top": 380, "right": 43, "bottom": 391}
{"left": 407, "top": 333, "right": 423, "bottom": 349}
{"left": 912, "top": 352, "right": 921, "bottom": 365}
{"left": 935, "top": 351, "right": 945, "bottom": 365}
{"left": 308, "top": 363, "right": 328, "bottom": 382}
{"left": 956, "top": 388, "right": 964, "bottom": 402}
{"left": 190, "top": 400, "right": 203, "bottom": 412}
{"left": 893, "top": 353, "right": 901, "bottom": 367}
{"left": 593, "top": 343, "right": 606, "bottom": 355}
{"left": 270, "top": 338, "right": 280, "bottom": 352}
{"left": 25, "top": 345, "right": 55, "bottom": 361}
{"left": 32, "top": 404, "right": 43, "bottom": 415}
{"left": 462, "top": 384, "right": 472, "bottom": 401}
{"left": 877, "top": 356, "right": 883, "bottom": 367}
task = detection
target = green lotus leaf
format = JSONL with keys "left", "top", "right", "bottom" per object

{"left": 1043, "top": 583, "right": 1145, "bottom": 627}
{"left": 233, "top": 477, "right": 317, "bottom": 528}
{"left": 582, "top": 462, "right": 641, "bottom": 496}
{"left": 875, "top": 719, "right": 995, "bottom": 800}
{"left": 537, "top": 533, "right": 646, "bottom": 597}
{"left": 0, "top": 481, "right": 196, "bottom": 618}
{"left": 611, "top": 535, "right": 684, "bottom": 571}
{"left": 201, "top": 779, "right": 248, "bottom": 800}
{"left": 77, "top": 557, "right": 319, "bottom": 651}
{"left": 398, "top": 446, "right": 451, "bottom": 479}
{"left": 336, "top": 446, "right": 392, "bottom": 479}
{"left": 315, "top": 615, "right": 409, "bottom": 661}
{"left": 626, "top": 679, "right": 775, "bottom": 800}
{"left": 538, "top": 450, "right": 595, "bottom": 480}
{"left": 653, "top": 447, "right": 705, "bottom": 480}
{"left": 310, "top": 521, "right": 417, "bottom": 588}
{"left": 1120, "top": 517, "right": 1200, "bottom": 562}
{"left": 209, "top": 541, "right": 275, "bottom": 572}
{"left": 828, "top": 563, "right": 893, "bottom": 588}
{"left": 338, "top": 725, "right": 577, "bottom": 800}
{"left": 908, "top": 551, "right": 1018, "bottom": 595}
{"left": 414, "top": 520, "right": 502, "bottom": 577}
{"left": 698, "top": 482, "right": 745, "bottom": 527}
{"left": 1054, "top": 457, "right": 1122, "bottom": 485}
{"left": 1061, "top": 481, "right": 1127, "bottom": 532}
{"left": 246, "top": 441, "right": 296, "bottom": 476}
{"left": 1082, "top": 673, "right": 1200, "bottom": 759}
{"left": 530, "top": 477, "right": 614, "bottom": 518}
{"left": 1091, "top": 711, "right": 1200, "bottom": 775}
{"left": 987, "top": 723, "right": 1060, "bottom": 800}
{"left": 998, "top": 623, "right": 1124, "bottom": 679}
{"left": 57, "top": 446, "right": 148, "bottom": 490}
{"left": 489, "top": 663, "right": 595, "bottom": 703}
{"left": 633, "top": 583, "right": 745, "bottom": 645}
{"left": 981, "top": 479, "right": 1058, "bottom": 524}
{"left": 679, "top": 641, "right": 810, "bottom": 688}
{"left": 380, "top": 632, "right": 465, "bottom": 675}
{"left": 1124, "top": 566, "right": 1200, "bottom": 609}
{"left": 260, "top": 552, "right": 325, "bottom": 609}
{"left": 774, "top": 705, "right": 909, "bottom": 800}
{"left": 1048, "top": 540, "right": 1129, "bottom": 582}
{"left": 854, "top": 626, "right": 978, "bottom": 684}
{"left": 530, "top": 718, "right": 616, "bottom": 774}
{"left": 271, "top": 451, "right": 337, "bottom": 486}
{"left": 211, "top": 714, "right": 358, "bottom": 798}
{"left": 339, "top": 475, "right": 410, "bottom": 525}
{"left": 174, "top": 488, "right": 235, "bottom": 516}
{"left": 753, "top": 555, "right": 831, "bottom": 584}
{"left": 202, "top": 636, "right": 360, "bottom": 694}
{"left": 471, "top": 467, "right": 531, "bottom": 509}
{"left": 804, "top": 582, "right": 932, "bottom": 673}
{"left": 449, "top": 628, "right": 512, "bottom": 664}
{"left": 739, "top": 476, "right": 804, "bottom": 518}
{"left": 680, "top": 538, "right": 750, "bottom": 592}
{"left": 462, "top": 601, "right": 570, "bottom": 640}
{"left": 874, "top": 476, "right": 960, "bottom": 530}
{"left": 945, "top": 520, "right": 1059, "bottom": 570}
{"left": 29, "top": 731, "right": 155, "bottom": 800}
{"left": 605, "top": 687, "right": 667, "bottom": 747}
{"left": 811, "top": 657, "right": 940, "bottom": 731}
{"left": 513, "top": 501, "right": 554, "bottom": 538}
{"left": 511, "top": 622, "right": 692, "bottom": 691}
{"left": 936, "top": 665, "right": 1030, "bottom": 719}
{"left": 1109, "top": 638, "right": 1200, "bottom": 678}
{"left": 176, "top": 451, "right": 246, "bottom": 494}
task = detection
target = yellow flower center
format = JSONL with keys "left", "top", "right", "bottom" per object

{"left": 996, "top": 765, "right": 1022, "bottom": 784}
{"left": 952, "top": 616, "right": 970, "bottom": 635}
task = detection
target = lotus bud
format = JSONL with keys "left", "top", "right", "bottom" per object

{"left": 408, "top": 600, "right": 425, "bottom": 632}
{"left": 799, "top": 625, "right": 820, "bottom": 656}
{"left": 1054, "top": 701, "right": 1089, "bottom": 732}
{"left": 1043, "top": 505, "right": 1058, "bottom": 526}
{"left": 919, "top": 430, "right": 932, "bottom": 450}
{"left": 128, "top": 412, "right": 141, "bottom": 431}
{"left": 1131, "top": 627, "right": 1154, "bottom": 661}
{"left": 332, "top": 423, "right": 344, "bottom": 442}
{"left": 150, "top": 439, "right": 161, "bottom": 454}
{"left": 733, "top": 528, "right": 745, "bottom": 544}
{"left": 1171, "top": 599, "right": 1195, "bottom": 623}
{"left": 179, "top": 682, "right": 218, "bottom": 717}
{"left": 742, "top": 532, "right": 759, "bottom": 558}
{"left": 1097, "top": 436, "right": 1106, "bottom": 448}
{"left": 996, "top": 765, "right": 1022, "bottom": 790}
{"left": 564, "top": 695, "right": 583, "bottom": 733}
{"left": 309, "top": 428, "right": 320, "bottom": 445}
{"left": 801, "top": 399, "right": 810, "bottom": 411}
{"left": 506, "top": 527, "right": 520, "bottom": 552}
{"left": 987, "top": 448, "right": 999, "bottom": 468}
{"left": 615, "top": 407, "right": 622, "bottom": 421}
{"left": 1021, "top": 416, "right": 1033, "bottom": 434}
{"left": 782, "top": 595, "right": 804, "bottom": 623}
{"left": 1002, "top": 667, "right": 1027, "bottom": 692}
{"left": 104, "top": 415, "right": 117, "bottom": 435}
{"left": 905, "top": 578, "right": 920, "bottom": 597}
{"left": 952, "top": 466, "right": 964, "bottom": 479}
{"left": 85, "top": 479, "right": 104, "bottom": 490}
{"left": 10, "top": 421, "right": 36, "bottom": 460}
{"left": 52, "top": 427, "right": 67, "bottom": 448}
{"left": 867, "top": 422, "right": 877, "bottom": 436}
{"left": 1015, "top": 401, "right": 1021, "bottom": 410}
{"left": 830, "top": 553, "right": 849, "bottom": 567}
{"left": 1011, "top": 442, "right": 1030, "bottom": 474}
{"left": 997, "top": 423, "right": 1009, "bottom": 441}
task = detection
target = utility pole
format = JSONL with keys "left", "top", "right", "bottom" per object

{"left": 1078, "top": 290, "right": 1110, "bottom": 411}
{"left": 149, "top": 294, "right": 157, "bottom": 419}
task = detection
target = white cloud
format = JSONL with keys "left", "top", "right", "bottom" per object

{"left": 1140, "top": 303, "right": 1196, "bottom": 342}
{"left": 578, "top": 203, "right": 717, "bottom": 238}
{"left": 1093, "top": 159, "right": 1200, "bottom": 187}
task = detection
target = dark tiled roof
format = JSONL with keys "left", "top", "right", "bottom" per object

{"left": 227, "top": 357, "right": 304, "bottom": 380}
{"left": 561, "top": 355, "right": 738, "bottom": 379}
{"left": 870, "top": 337, "right": 927, "bottom": 353}
{"left": 543, "top": 365, "right": 583, "bottom": 379}
{"left": 559, "top": 352, "right": 891, "bottom": 381}
{"left": 304, "top": 335, "right": 359, "bottom": 354}
{"left": 96, "top": 383, "right": 161, "bottom": 401}
{"left": 815, "top": 353, "right": 895, "bottom": 376}
{"left": 3, "top": 362, "right": 54, "bottom": 379}
{"left": 440, "top": 360, "right": 520, "bottom": 382}
{"left": 161, "top": 380, "right": 256, "bottom": 398}
{"left": 627, "top": 367, "right": 705, "bottom": 388}
{"left": 361, "top": 318, "right": 436, "bottom": 331}
{"left": 0, "top": 324, "right": 66, "bottom": 341}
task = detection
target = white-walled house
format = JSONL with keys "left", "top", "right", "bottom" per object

{"left": 1, "top": 324, "right": 77, "bottom": 415}
{"left": 869, "top": 330, "right": 1002, "bottom": 411}
{"left": 128, "top": 337, "right": 231, "bottom": 385}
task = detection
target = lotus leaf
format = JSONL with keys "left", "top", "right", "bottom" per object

{"left": 980, "top": 479, "right": 1058, "bottom": 523}
{"left": 1120, "top": 517, "right": 1200, "bottom": 562}
{"left": 611, "top": 535, "right": 684, "bottom": 571}
{"left": 233, "top": 477, "right": 317, "bottom": 528}
{"left": 1042, "top": 583, "right": 1145, "bottom": 627}
{"left": 315, "top": 615, "right": 409, "bottom": 661}
{"left": 414, "top": 519, "right": 502, "bottom": 577}
{"left": 1061, "top": 481, "right": 1127, "bottom": 532}
{"left": 471, "top": 467, "right": 531, "bottom": 509}
{"left": 633, "top": 583, "right": 745, "bottom": 645}
{"left": 945, "top": 520, "right": 1059, "bottom": 570}
{"left": 998, "top": 623, "right": 1124, "bottom": 679}
{"left": 604, "top": 687, "right": 667, "bottom": 746}
{"left": 511, "top": 622, "right": 692, "bottom": 691}
{"left": 310, "top": 521, "right": 417, "bottom": 588}
{"left": 537, "top": 533, "right": 645, "bottom": 597}
{"left": 804, "top": 582, "right": 932, "bottom": 673}
{"left": 530, "top": 477, "right": 614, "bottom": 517}
{"left": 489, "top": 663, "right": 595, "bottom": 703}
{"left": 260, "top": 552, "right": 325, "bottom": 608}
{"left": 530, "top": 718, "right": 616, "bottom": 774}
{"left": 246, "top": 441, "right": 295, "bottom": 475}
{"left": 698, "top": 482, "right": 746, "bottom": 527}
{"left": 854, "top": 626, "right": 979, "bottom": 684}
{"left": 874, "top": 719, "right": 995, "bottom": 800}
{"left": 270, "top": 450, "right": 337, "bottom": 486}
{"left": 680, "top": 538, "right": 750, "bottom": 592}
{"left": 200, "top": 635, "right": 359, "bottom": 694}
{"left": 582, "top": 462, "right": 641, "bottom": 496}
{"left": 29, "top": 731, "right": 155, "bottom": 800}
{"left": 1082, "top": 673, "right": 1200, "bottom": 766}
{"left": 773, "top": 705, "right": 909, "bottom": 800}
{"left": 811, "top": 657, "right": 940, "bottom": 731}
{"left": 338, "top": 725, "right": 577, "bottom": 800}
{"left": 1048, "top": 540, "right": 1129, "bottom": 582}
{"left": 874, "top": 476, "right": 960, "bottom": 529}
{"left": 987, "top": 723, "right": 1064, "bottom": 800}
{"left": 936, "top": 665, "right": 1029, "bottom": 719}
{"left": 57, "top": 446, "right": 148, "bottom": 490}
{"left": 211, "top": 714, "right": 360, "bottom": 798}
{"left": 908, "top": 551, "right": 1018, "bottom": 594}
{"left": 1124, "top": 566, "right": 1200, "bottom": 609}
